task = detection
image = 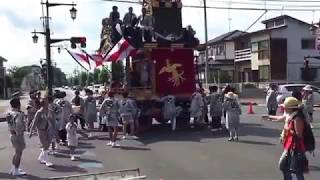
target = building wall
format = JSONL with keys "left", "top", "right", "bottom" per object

{"left": 226, "top": 41, "right": 235, "bottom": 60}
{"left": 271, "top": 18, "right": 319, "bottom": 82}
{"left": 250, "top": 33, "right": 270, "bottom": 71}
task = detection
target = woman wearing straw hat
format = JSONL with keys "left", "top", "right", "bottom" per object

{"left": 276, "top": 97, "right": 307, "bottom": 180}
{"left": 302, "top": 85, "right": 314, "bottom": 128}
{"left": 223, "top": 92, "right": 241, "bottom": 141}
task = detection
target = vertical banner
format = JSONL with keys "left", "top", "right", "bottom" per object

{"left": 151, "top": 48, "right": 196, "bottom": 95}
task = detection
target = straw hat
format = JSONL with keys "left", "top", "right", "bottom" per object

{"left": 302, "top": 85, "right": 312, "bottom": 91}
{"left": 225, "top": 92, "right": 237, "bottom": 100}
{"left": 281, "top": 97, "right": 301, "bottom": 109}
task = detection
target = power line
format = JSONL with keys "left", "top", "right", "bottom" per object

{"left": 207, "top": 0, "right": 320, "bottom": 7}
{"left": 184, "top": 4, "right": 320, "bottom": 11}
{"left": 102, "top": 0, "right": 320, "bottom": 11}
{"left": 244, "top": 0, "right": 320, "bottom": 3}
{"left": 244, "top": 10, "right": 268, "bottom": 32}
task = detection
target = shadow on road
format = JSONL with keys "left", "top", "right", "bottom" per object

{"left": 47, "top": 164, "right": 88, "bottom": 173}
{"left": 237, "top": 139, "right": 276, "bottom": 146}
{"left": 138, "top": 124, "right": 222, "bottom": 145}
{"left": 0, "top": 172, "right": 46, "bottom": 180}
{"left": 119, "top": 145, "right": 151, "bottom": 151}
{"left": 77, "top": 142, "right": 95, "bottom": 149}
{"left": 240, "top": 123, "right": 281, "bottom": 138}
{"left": 137, "top": 122, "right": 281, "bottom": 145}
{"left": 310, "top": 165, "right": 320, "bottom": 171}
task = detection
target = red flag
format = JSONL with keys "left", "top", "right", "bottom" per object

{"left": 103, "top": 37, "right": 136, "bottom": 62}
{"left": 66, "top": 49, "right": 91, "bottom": 70}
{"left": 82, "top": 50, "right": 105, "bottom": 68}
{"left": 91, "top": 53, "right": 104, "bottom": 67}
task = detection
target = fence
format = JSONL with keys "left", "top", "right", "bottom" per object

{"left": 49, "top": 168, "right": 147, "bottom": 180}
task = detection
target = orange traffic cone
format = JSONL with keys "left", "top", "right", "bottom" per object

{"left": 247, "top": 102, "right": 254, "bottom": 114}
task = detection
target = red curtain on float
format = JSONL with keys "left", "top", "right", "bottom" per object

{"left": 151, "top": 48, "right": 196, "bottom": 95}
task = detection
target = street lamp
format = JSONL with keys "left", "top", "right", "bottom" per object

{"left": 32, "top": 30, "right": 39, "bottom": 43}
{"left": 70, "top": 4, "right": 77, "bottom": 21}
{"left": 32, "top": 0, "right": 77, "bottom": 96}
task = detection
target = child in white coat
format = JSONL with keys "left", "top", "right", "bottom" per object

{"left": 66, "top": 114, "right": 78, "bottom": 161}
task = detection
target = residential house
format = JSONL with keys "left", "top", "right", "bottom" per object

{"left": 234, "top": 15, "right": 319, "bottom": 83}
{"left": 197, "top": 30, "right": 244, "bottom": 83}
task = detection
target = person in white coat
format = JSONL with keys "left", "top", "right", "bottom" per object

{"left": 266, "top": 84, "right": 278, "bottom": 115}
{"left": 161, "top": 93, "right": 177, "bottom": 131}
{"left": 55, "top": 91, "right": 72, "bottom": 145}
{"left": 83, "top": 89, "right": 97, "bottom": 138}
{"left": 120, "top": 92, "right": 138, "bottom": 139}
{"left": 29, "top": 98, "right": 54, "bottom": 167}
{"left": 209, "top": 86, "right": 223, "bottom": 129}
{"left": 100, "top": 91, "right": 121, "bottom": 147}
{"left": 302, "top": 85, "right": 314, "bottom": 127}
{"left": 190, "top": 89, "right": 204, "bottom": 128}
{"left": 223, "top": 92, "right": 241, "bottom": 141}
{"left": 66, "top": 114, "right": 79, "bottom": 161}
{"left": 6, "top": 98, "right": 27, "bottom": 176}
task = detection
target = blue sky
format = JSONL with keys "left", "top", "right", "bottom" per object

{"left": 1, "top": 0, "right": 320, "bottom": 75}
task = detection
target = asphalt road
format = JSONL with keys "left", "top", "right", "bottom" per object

{"left": 0, "top": 89, "right": 320, "bottom": 179}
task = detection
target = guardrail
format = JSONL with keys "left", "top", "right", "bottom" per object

{"left": 49, "top": 168, "right": 146, "bottom": 180}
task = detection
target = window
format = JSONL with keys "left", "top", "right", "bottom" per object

{"left": 275, "top": 19, "right": 285, "bottom": 26}
{"left": 215, "top": 45, "right": 225, "bottom": 56}
{"left": 301, "top": 39, "right": 315, "bottom": 49}
{"left": 266, "top": 22, "right": 274, "bottom": 29}
{"left": 259, "top": 65, "right": 269, "bottom": 81}
{"left": 252, "top": 40, "right": 269, "bottom": 60}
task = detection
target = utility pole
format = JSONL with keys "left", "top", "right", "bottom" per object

{"left": 203, "top": 0, "right": 209, "bottom": 87}
{"left": 45, "top": 3, "right": 53, "bottom": 96}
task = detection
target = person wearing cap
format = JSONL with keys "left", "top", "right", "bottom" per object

{"left": 275, "top": 97, "right": 307, "bottom": 180}
{"left": 26, "top": 90, "right": 39, "bottom": 132}
{"left": 223, "top": 92, "right": 241, "bottom": 141}
{"left": 266, "top": 84, "right": 278, "bottom": 115}
{"left": 29, "top": 98, "right": 54, "bottom": 167}
{"left": 100, "top": 91, "right": 121, "bottom": 147}
{"left": 6, "top": 98, "right": 27, "bottom": 176}
{"left": 83, "top": 90, "right": 97, "bottom": 138}
{"left": 190, "top": 88, "right": 204, "bottom": 128}
{"left": 302, "top": 85, "right": 314, "bottom": 128}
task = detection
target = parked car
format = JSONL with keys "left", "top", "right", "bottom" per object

{"left": 276, "top": 84, "right": 320, "bottom": 105}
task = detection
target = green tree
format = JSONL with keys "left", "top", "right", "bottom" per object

{"left": 80, "top": 72, "right": 88, "bottom": 87}
{"left": 111, "top": 61, "right": 124, "bottom": 82}
{"left": 93, "top": 69, "right": 101, "bottom": 84}
{"left": 99, "top": 66, "right": 110, "bottom": 85}
{"left": 53, "top": 67, "right": 67, "bottom": 87}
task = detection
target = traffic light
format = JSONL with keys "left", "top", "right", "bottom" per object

{"left": 70, "top": 37, "right": 86, "bottom": 49}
